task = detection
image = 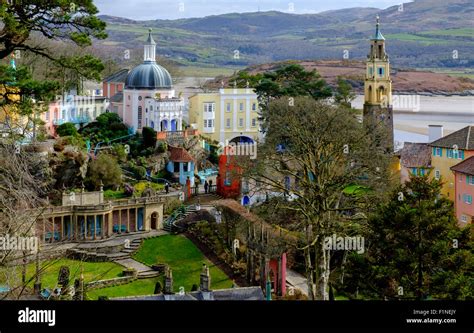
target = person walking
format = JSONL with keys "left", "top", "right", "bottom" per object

{"left": 165, "top": 182, "right": 169, "bottom": 194}
{"left": 204, "top": 180, "right": 209, "bottom": 194}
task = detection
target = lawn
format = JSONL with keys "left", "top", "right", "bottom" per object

{"left": 87, "top": 277, "right": 162, "bottom": 300}
{"left": 0, "top": 258, "right": 123, "bottom": 290}
{"left": 133, "top": 235, "right": 233, "bottom": 292}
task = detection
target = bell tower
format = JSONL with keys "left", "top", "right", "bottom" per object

{"left": 363, "top": 16, "right": 394, "bottom": 151}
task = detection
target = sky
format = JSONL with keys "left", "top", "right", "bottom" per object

{"left": 94, "top": 0, "right": 409, "bottom": 20}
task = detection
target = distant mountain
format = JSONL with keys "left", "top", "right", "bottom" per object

{"left": 96, "top": 0, "right": 474, "bottom": 70}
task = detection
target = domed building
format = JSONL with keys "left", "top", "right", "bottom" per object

{"left": 106, "top": 29, "right": 183, "bottom": 133}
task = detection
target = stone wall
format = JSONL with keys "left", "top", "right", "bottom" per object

{"left": 62, "top": 191, "right": 104, "bottom": 206}
{"left": 86, "top": 275, "right": 136, "bottom": 290}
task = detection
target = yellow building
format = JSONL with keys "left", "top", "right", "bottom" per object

{"left": 188, "top": 88, "right": 260, "bottom": 144}
{"left": 429, "top": 126, "right": 474, "bottom": 201}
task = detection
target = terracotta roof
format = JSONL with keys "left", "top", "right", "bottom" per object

{"left": 400, "top": 142, "right": 432, "bottom": 168}
{"left": 429, "top": 126, "right": 474, "bottom": 150}
{"left": 169, "top": 146, "right": 193, "bottom": 162}
{"left": 451, "top": 156, "right": 474, "bottom": 176}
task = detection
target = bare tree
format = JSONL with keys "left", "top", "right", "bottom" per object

{"left": 241, "top": 97, "right": 394, "bottom": 299}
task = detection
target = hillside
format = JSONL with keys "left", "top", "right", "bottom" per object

{"left": 219, "top": 60, "right": 474, "bottom": 94}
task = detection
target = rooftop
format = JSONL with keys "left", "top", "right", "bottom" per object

{"left": 451, "top": 156, "right": 474, "bottom": 176}
{"left": 400, "top": 142, "right": 432, "bottom": 168}
{"left": 429, "top": 126, "right": 474, "bottom": 150}
{"left": 103, "top": 68, "right": 129, "bottom": 84}
{"left": 169, "top": 146, "right": 194, "bottom": 163}
{"left": 110, "top": 286, "right": 265, "bottom": 301}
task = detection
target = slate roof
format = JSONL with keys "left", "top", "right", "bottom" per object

{"left": 429, "top": 126, "right": 474, "bottom": 150}
{"left": 451, "top": 156, "right": 474, "bottom": 176}
{"left": 169, "top": 146, "right": 194, "bottom": 163}
{"left": 400, "top": 142, "right": 432, "bottom": 168}
{"left": 110, "top": 287, "right": 265, "bottom": 301}
{"left": 103, "top": 68, "right": 129, "bottom": 83}
{"left": 109, "top": 91, "right": 123, "bottom": 103}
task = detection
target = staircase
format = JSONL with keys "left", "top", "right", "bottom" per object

{"left": 163, "top": 204, "right": 198, "bottom": 233}
{"left": 66, "top": 238, "right": 143, "bottom": 262}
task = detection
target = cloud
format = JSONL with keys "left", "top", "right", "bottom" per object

{"left": 94, "top": 0, "right": 406, "bottom": 20}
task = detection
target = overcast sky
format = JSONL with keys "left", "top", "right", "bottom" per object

{"left": 94, "top": 0, "right": 409, "bottom": 20}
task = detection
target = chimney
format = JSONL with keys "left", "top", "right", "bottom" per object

{"left": 428, "top": 125, "right": 444, "bottom": 143}
{"left": 164, "top": 267, "right": 174, "bottom": 294}
{"left": 200, "top": 264, "right": 211, "bottom": 292}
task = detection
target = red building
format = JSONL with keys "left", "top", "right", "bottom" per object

{"left": 451, "top": 156, "right": 474, "bottom": 226}
{"left": 217, "top": 147, "right": 243, "bottom": 199}
{"left": 102, "top": 68, "right": 128, "bottom": 99}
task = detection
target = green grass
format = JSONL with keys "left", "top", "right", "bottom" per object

{"left": 0, "top": 259, "right": 123, "bottom": 290}
{"left": 419, "top": 28, "right": 474, "bottom": 38}
{"left": 87, "top": 277, "right": 162, "bottom": 300}
{"left": 133, "top": 235, "right": 233, "bottom": 291}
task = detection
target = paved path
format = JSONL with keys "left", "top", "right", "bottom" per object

{"left": 286, "top": 269, "right": 309, "bottom": 296}
{"left": 114, "top": 258, "right": 152, "bottom": 273}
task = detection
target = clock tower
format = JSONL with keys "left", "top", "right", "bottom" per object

{"left": 363, "top": 16, "right": 394, "bottom": 151}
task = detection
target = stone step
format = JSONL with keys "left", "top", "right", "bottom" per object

{"left": 137, "top": 271, "right": 161, "bottom": 279}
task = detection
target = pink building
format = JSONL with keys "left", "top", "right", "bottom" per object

{"left": 451, "top": 156, "right": 474, "bottom": 226}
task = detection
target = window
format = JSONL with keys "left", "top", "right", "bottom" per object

{"left": 138, "top": 96, "right": 142, "bottom": 101}
{"left": 204, "top": 103, "right": 215, "bottom": 113}
{"left": 93, "top": 107, "right": 97, "bottom": 118}
{"left": 204, "top": 119, "right": 214, "bottom": 128}
{"left": 420, "top": 168, "right": 425, "bottom": 176}
{"left": 239, "top": 103, "right": 244, "bottom": 112}
{"left": 434, "top": 147, "right": 442, "bottom": 157}
{"left": 411, "top": 168, "right": 418, "bottom": 176}
{"left": 460, "top": 150, "right": 465, "bottom": 160}
{"left": 435, "top": 170, "right": 440, "bottom": 180}
{"left": 226, "top": 103, "right": 231, "bottom": 112}
{"left": 225, "top": 171, "right": 231, "bottom": 186}
{"left": 138, "top": 106, "right": 142, "bottom": 128}
{"left": 378, "top": 67, "right": 384, "bottom": 76}
{"left": 461, "top": 215, "right": 468, "bottom": 223}
{"left": 369, "top": 67, "right": 373, "bottom": 76}
{"left": 239, "top": 118, "right": 243, "bottom": 127}
{"left": 45, "top": 111, "right": 50, "bottom": 121}
{"left": 463, "top": 194, "right": 472, "bottom": 204}
{"left": 251, "top": 118, "right": 257, "bottom": 127}
{"left": 252, "top": 103, "right": 257, "bottom": 111}
{"left": 226, "top": 118, "right": 231, "bottom": 128}
{"left": 150, "top": 105, "right": 153, "bottom": 111}
{"left": 470, "top": 176, "right": 474, "bottom": 185}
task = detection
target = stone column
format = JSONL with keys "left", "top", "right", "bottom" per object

{"left": 119, "top": 209, "right": 122, "bottom": 234}
{"left": 61, "top": 216, "right": 64, "bottom": 241}
{"left": 93, "top": 215, "right": 97, "bottom": 240}
{"left": 102, "top": 214, "right": 105, "bottom": 238}
{"left": 51, "top": 217, "right": 55, "bottom": 243}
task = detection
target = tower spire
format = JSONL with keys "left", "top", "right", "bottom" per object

{"left": 373, "top": 15, "right": 385, "bottom": 40}
{"left": 144, "top": 28, "right": 156, "bottom": 62}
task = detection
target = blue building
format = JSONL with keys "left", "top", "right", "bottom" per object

{"left": 167, "top": 146, "right": 195, "bottom": 186}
